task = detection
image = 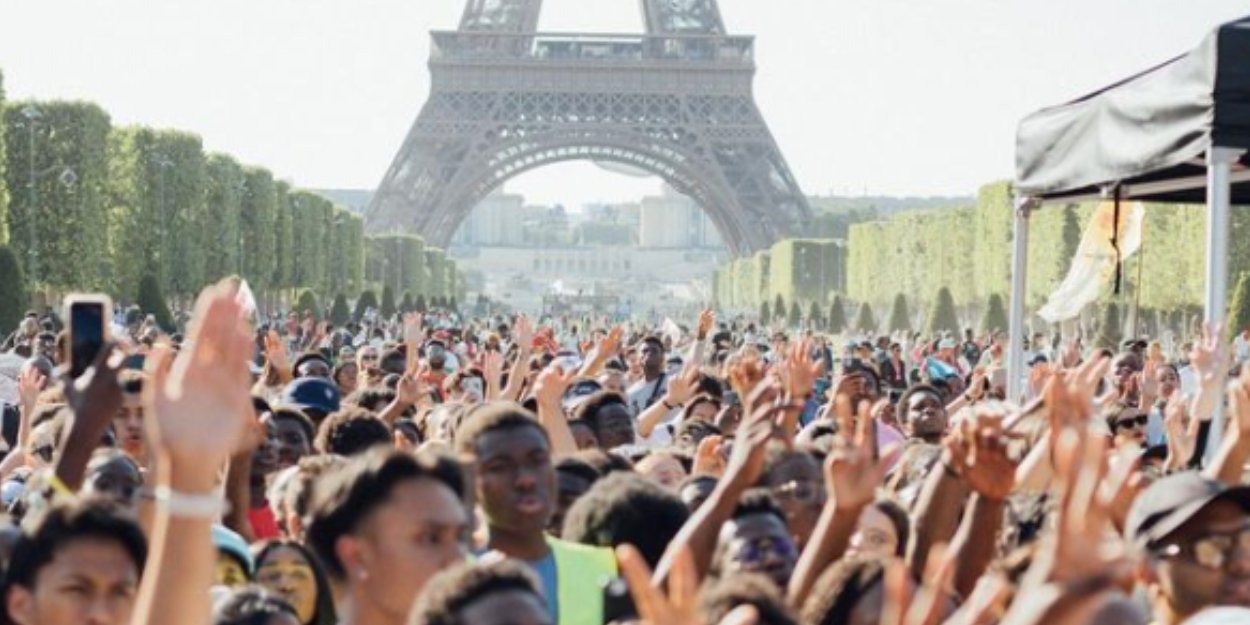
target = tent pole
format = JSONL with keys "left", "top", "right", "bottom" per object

{"left": 1008, "top": 194, "right": 1035, "bottom": 403}
{"left": 1203, "top": 146, "right": 1243, "bottom": 464}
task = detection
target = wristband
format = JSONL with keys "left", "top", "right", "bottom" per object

{"left": 152, "top": 487, "right": 226, "bottom": 519}
{"left": 662, "top": 399, "right": 682, "bottom": 410}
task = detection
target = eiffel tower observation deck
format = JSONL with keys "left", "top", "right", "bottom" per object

{"left": 366, "top": 0, "right": 812, "bottom": 257}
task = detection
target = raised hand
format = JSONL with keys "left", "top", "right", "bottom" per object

{"left": 664, "top": 366, "right": 703, "bottom": 408}
{"left": 696, "top": 309, "right": 716, "bottom": 342}
{"left": 827, "top": 399, "right": 900, "bottom": 511}
{"left": 618, "top": 544, "right": 757, "bottom": 625}
{"left": 145, "top": 283, "right": 255, "bottom": 490}
{"left": 396, "top": 367, "right": 430, "bottom": 406}
{"left": 946, "top": 411, "right": 1018, "bottom": 502}
{"left": 600, "top": 325, "right": 623, "bottom": 359}
{"left": 533, "top": 364, "right": 577, "bottom": 410}
{"left": 482, "top": 350, "right": 504, "bottom": 385}
{"left": 784, "top": 339, "right": 824, "bottom": 401}
{"left": 264, "top": 330, "right": 289, "bottom": 370}
{"left": 692, "top": 435, "right": 727, "bottom": 478}
{"left": 1164, "top": 395, "right": 1197, "bottom": 470}
{"left": 402, "top": 311, "right": 425, "bottom": 345}
{"left": 17, "top": 366, "right": 46, "bottom": 412}
{"left": 513, "top": 315, "right": 534, "bottom": 351}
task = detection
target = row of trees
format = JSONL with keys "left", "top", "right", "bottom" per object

{"left": 715, "top": 180, "right": 1250, "bottom": 337}
{"left": 753, "top": 288, "right": 1011, "bottom": 338}
{"left": 0, "top": 67, "right": 464, "bottom": 332}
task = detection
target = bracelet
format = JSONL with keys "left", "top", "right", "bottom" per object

{"left": 47, "top": 474, "right": 75, "bottom": 499}
{"left": 152, "top": 487, "right": 226, "bottom": 519}
{"left": 662, "top": 399, "right": 682, "bottom": 410}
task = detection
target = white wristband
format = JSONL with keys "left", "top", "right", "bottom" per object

{"left": 153, "top": 487, "right": 226, "bottom": 519}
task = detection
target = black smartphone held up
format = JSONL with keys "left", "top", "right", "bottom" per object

{"left": 67, "top": 295, "right": 112, "bottom": 378}
{"left": 601, "top": 576, "right": 637, "bottom": 625}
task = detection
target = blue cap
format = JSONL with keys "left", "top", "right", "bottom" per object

{"left": 211, "top": 524, "right": 254, "bottom": 576}
{"left": 281, "top": 377, "right": 340, "bottom": 416}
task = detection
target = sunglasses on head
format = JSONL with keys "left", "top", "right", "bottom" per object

{"left": 1114, "top": 414, "right": 1149, "bottom": 431}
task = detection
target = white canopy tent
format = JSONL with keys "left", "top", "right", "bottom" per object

{"left": 1011, "top": 16, "right": 1250, "bottom": 454}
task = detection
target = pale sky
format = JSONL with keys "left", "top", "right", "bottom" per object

{"left": 1, "top": 0, "right": 1246, "bottom": 208}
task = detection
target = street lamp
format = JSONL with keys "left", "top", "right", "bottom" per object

{"left": 151, "top": 155, "right": 174, "bottom": 271}
{"left": 13, "top": 105, "right": 77, "bottom": 293}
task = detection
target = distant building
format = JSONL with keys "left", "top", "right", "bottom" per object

{"left": 452, "top": 190, "right": 526, "bottom": 246}
{"left": 639, "top": 185, "right": 723, "bottom": 249}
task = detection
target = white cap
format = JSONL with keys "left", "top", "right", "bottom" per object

{"left": 1184, "top": 608, "right": 1250, "bottom": 624}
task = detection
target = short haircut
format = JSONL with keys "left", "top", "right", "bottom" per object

{"left": 345, "top": 387, "right": 397, "bottom": 413}
{"left": 701, "top": 573, "right": 798, "bottom": 625}
{"left": 561, "top": 472, "right": 689, "bottom": 568}
{"left": 285, "top": 455, "right": 349, "bottom": 528}
{"left": 453, "top": 402, "right": 547, "bottom": 456}
{"left": 801, "top": 554, "right": 893, "bottom": 625}
{"left": 212, "top": 584, "right": 300, "bottom": 625}
{"left": 732, "top": 488, "right": 787, "bottom": 524}
{"left": 896, "top": 385, "right": 942, "bottom": 425}
{"left": 118, "top": 369, "right": 145, "bottom": 394}
{"left": 3, "top": 498, "right": 147, "bottom": 596}
{"left": 573, "top": 391, "right": 629, "bottom": 433}
{"left": 409, "top": 560, "right": 542, "bottom": 625}
{"left": 572, "top": 449, "right": 635, "bottom": 476}
{"left": 271, "top": 406, "right": 316, "bottom": 445}
{"left": 306, "top": 449, "right": 465, "bottom": 580}
{"left": 314, "top": 407, "right": 392, "bottom": 456}
{"left": 554, "top": 456, "right": 602, "bottom": 487}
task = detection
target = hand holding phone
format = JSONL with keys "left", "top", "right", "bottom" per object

{"left": 67, "top": 295, "right": 112, "bottom": 378}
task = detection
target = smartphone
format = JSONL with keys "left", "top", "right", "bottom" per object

{"left": 66, "top": 295, "right": 112, "bottom": 378}
{"left": 601, "top": 576, "right": 637, "bottom": 625}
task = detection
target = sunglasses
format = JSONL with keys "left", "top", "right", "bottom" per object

{"left": 1155, "top": 523, "right": 1250, "bottom": 571}
{"left": 733, "top": 535, "right": 797, "bottom": 566}
{"left": 771, "top": 479, "right": 826, "bottom": 504}
{"left": 1114, "top": 414, "right": 1149, "bottom": 431}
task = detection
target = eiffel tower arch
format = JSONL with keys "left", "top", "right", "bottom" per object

{"left": 366, "top": 0, "right": 813, "bottom": 257}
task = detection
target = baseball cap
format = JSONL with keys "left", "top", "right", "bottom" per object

{"left": 280, "top": 377, "right": 341, "bottom": 417}
{"left": 1126, "top": 472, "right": 1250, "bottom": 548}
{"left": 1185, "top": 608, "right": 1250, "bottom": 624}
{"left": 212, "top": 525, "right": 254, "bottom": 577}
{"left": 939, "top": 338, "right": 958, "bottom": 350}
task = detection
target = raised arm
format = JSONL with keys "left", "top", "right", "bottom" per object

{"left": 533, "top": 365, "right": 580, "bottom": 457}
{"left": 131, "top": 283, "right": 257, "bottom": 625}
{"left": 54, "top": 346, "right": 125, "bottom": 492}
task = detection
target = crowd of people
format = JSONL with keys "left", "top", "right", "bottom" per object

{"left": 2, "top": 281, "right": 1250, "bottom": 625}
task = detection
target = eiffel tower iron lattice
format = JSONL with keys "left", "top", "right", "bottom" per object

{"left": 366, "top": 0, "right": 812, "bottom": 257}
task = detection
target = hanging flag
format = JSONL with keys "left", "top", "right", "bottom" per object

{"left": 1038, "top": 201, "right": 1146, "bottom": 323}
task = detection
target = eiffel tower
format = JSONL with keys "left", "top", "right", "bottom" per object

{"left": 365, "top": 0, "right": 812, "bottom": 257}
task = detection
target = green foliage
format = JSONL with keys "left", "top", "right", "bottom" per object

{"left": 788, "top": 300, "right": 801, "bottom": 329}
{"left": 400, "top": 291, "right": 414, "bottom": 314}
{"left": 354, "top": 290, "right": 379, "bottom": 320}
{"left": 203, "top": 153, "right": 245, "bottom": 282}
{"left": 0, "top": 245, "right": 27, "bottom": 332}
{"left": 807, "top": 300, "right": 823, "bottom": 330}
{"left": 6, "top": 101, "right": 112, "bottom": 292}
{"left": 381, "top": 286, "right": 396, "bottom": 320}
{"left": 926, "top": 287, "right": 961, "bottom": 337}
{"left": 273, "top": 182, "right": 295, "bottom": 292}
{"left": 295, "top": 289, "right": 320, "bottom": 320}
{"left": 888, "top": 294, "right": 911, "bottom": 332}
{"left": 0, "top": 70, "right": 7, "bottom": 245}
{"left": 759, "top": 299, "right": 771, "bottom": 325}
{"left": 828, "top": 295, "right": 847, "bottom": 334}
{"left": 239, "top": 167, "right": 277, "bottom": 292}
{"left": 855, "top": 302, "right": 876, "bottom": 333}
{"left": 1098, "top": 302, "right": 1123, "bottom": 350}
{"left": 773, "top": 294, "right": 785, "bottom": 324}
{"left": 330, "top": 293, "right": 351, "bottom": 326}
{"left": 981, "top": 293, "right": 1009, "bottom": 334}
{"left": 1229, "top": 273, "right": 1250, "bottom": 340}
{"left": 136, "top": 274, "right": 174, "bottom": 331}
{"left": 415, "top": 294, "right": 428, "bottom": 313}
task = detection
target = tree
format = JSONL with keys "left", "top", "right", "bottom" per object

{"left": 415, "top": 294, "right": 428, "bottom": 314}
{"left": 788, "top": 300, "right": 802, "bottom": 329}
{"left": 807, "top": 300, "right": 824, "bottom": 331}
{"left": 981, "top": 293, "right": 1009, "bottom": 334}
{"left": 136, "top": 273, "right": 175, "bottom": 331}
{"left": 381, "top": 286, "right": 396, "bottom": 320}
{"left": 0, "top": 246, "right": 27, "bottom": 334}
{"left": 1230, "top": 273, "right": 1250, "bottom": 342}
{"left": 774, "top": 294, "right": 786, "bottom": 325}
{"left": 400, "top": 291, "right": 414, "bottom": 314}
{"left": 354, "top": 289, "right": 379, "bottom": 320}
{"left": 856, "top": 302, "right": 877, "bottom": 334}
{"left": 296, "top": 289, "right": 320, "bottom": 321}
{"left": 926, "top": 287, "right": 960, "bottom": 338}
{"left": 450, "top": 296, "right": 459, "bottom": 313}
{"left": 330, "top": 294, "right": 351, "bottom": 326}
{"left": 760, "top": 300, "right": 772, "bottom": 326}
{"left": 888, "top": 294, "right": 911, "bottom": 333}
{"left": 1097, "top": 301, "right": 1123, "bottom": 350}
{"left": 828, "top": 295, "right": 847, "bottom": 334}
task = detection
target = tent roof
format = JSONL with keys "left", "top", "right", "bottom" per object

{"left": 1015, "top": 15, "right": 1250, "bottom": 204}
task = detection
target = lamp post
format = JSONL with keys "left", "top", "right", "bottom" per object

{"left": 152, "top": 154, "right": 174, "bottom": 286}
